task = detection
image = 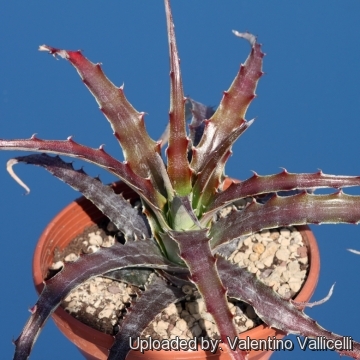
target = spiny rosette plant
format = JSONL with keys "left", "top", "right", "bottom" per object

{"left": 2, "top": 1, "right": 360, "bottom": 360}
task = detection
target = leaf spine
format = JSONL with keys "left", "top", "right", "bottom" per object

{"left": 28, "top": 305, "right": 37, "bottom": 314}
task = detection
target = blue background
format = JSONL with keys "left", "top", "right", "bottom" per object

{"left": 1, "top": 1, "right": 360, "bottom": 359}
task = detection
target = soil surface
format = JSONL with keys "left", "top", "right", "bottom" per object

{"left": 48, "top": 216, "right": 309, "bottom": 340}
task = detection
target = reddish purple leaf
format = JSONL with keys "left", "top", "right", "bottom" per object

{"left": 205, "top": 169, "right": 360, "bottom": 220}
{"left": 191, "top": 32, "right": 263, "bottom": 175}
{"left": 0, "top": 136, "right": 167, "bottom": 217}
{"left": 211, "top": 191, "right": 360, "bottom": 249}
{"left": 10, "top": 154, "right": 150, "bottom": 240}
{"left": 109, "top": 275, "right": 185, "bottom": 360}
{"left": 39, "top": 45, "right": 171, "bottom": 197}
{"left": 170, "top": 229, "right": 247, "bottom": 360}
{"left": 218, "top": 256, "right": 360, "bottom": 358}
{"left": 13, "top": 241, "right": 185, "bottom": 360}
{"left": 164, "top": 0, "right": 192, "bottom": 196}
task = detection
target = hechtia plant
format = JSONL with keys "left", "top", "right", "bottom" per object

{"left": 2, "top": 1, "right": 360, "bottom": 359}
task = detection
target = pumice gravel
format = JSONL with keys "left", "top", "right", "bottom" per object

{"left": 50, "top": 219, "right": 309, "bottom": 340}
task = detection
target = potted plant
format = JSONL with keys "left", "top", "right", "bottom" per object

{"left": 31, "top": 179, "right": 320, "bottom": 360}
{"left": 2, "top": 1, "right": 360, "bottom": 359}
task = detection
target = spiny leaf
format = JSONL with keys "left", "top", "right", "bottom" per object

{"left": 108, "top": 274, "right": 185, "bottom": 360}
{"left": 13, "top": 241, "right": 185, "bottom": 360}
{"left": 169, "top": 229, "right": 247, "bottom": 360}
{"left": 211, "top": 191, "right": 360, "bottom": 249}
{"left": 39, "top": 45, "right": 173, "bottom": 199}
{"left": 0, "top": 136, "right": 166, "bottom": 219}
{"left": 191, "top": 32, "right": 263, "bottom": 174}
{"left": 8, "top": 154, "right": 150, "bottom": 240}
{"left": 164, "top": 0, "right": 192, "bottom": 196}
{"left": 192, "top": 119, "right": 253, "bottom": 214}
{"left": 205, "top": 169, "right": 360, "bottom": 220}
{"left": 218, "top": 256, "right": 360, "bottom": 358}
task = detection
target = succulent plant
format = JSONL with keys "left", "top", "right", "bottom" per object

{"left": 2, "top": 1, "right": 360, "bottom": 359}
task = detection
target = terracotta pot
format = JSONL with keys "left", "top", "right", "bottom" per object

{"left": 33, "top": 180, "right": 320, "bottom": 360}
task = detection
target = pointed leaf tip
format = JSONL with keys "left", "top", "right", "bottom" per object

{"left": 164, "top": 0, "right": 192, "bottom": 195}
{"left": 348, "top": 248, "right": 360, "bottom": 255}
{"left": 292, "top": 284, "right": 335, "bottom": 309}
{"left": 191, "top": 30, "right": 263, "bottom": 177}
{"left": 232, "top": 31, "right": 257, "bottom": 46}
{"left": 39, "top": 44, "right": 69, "bottom": 59}
{"left": 7, "top": 159, "right": 30, "bottom": 195}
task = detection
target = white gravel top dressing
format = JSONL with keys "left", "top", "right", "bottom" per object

{"left": 54, "top": 224, "right": 309, "bottom": 339}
